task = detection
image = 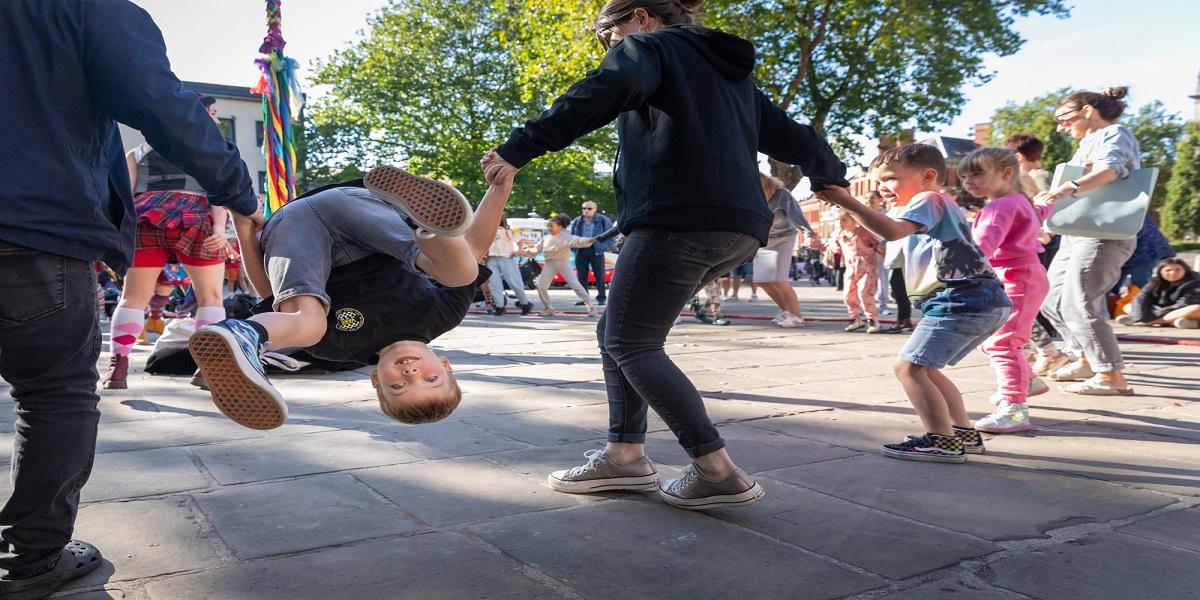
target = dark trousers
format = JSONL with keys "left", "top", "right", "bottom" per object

{"left": 0, "top": 242, "right": 100, "bottom": 576}
{"left": 600, "top": 229, "right": 758, "bottom": 458}
{"left": 890, "top": 268, "right": 912, "bottom": 322}
{"left": 575, "top": 247, "right": 607, "bottom": 302}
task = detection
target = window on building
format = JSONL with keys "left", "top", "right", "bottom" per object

{"left": 256, "top": 121, "right": 265, "bottom": 148}
{"left": 258, "top": 171, "right": 268, "bottom": 194}
{"left": 218, "top": 117, "right": 236, "bottom": 143}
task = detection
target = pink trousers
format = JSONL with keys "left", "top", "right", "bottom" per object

{"left": 842, "top": 256, "right": 879, "bottom": 320}
{"left": 981, "top": 263, "right": 1050, "bottom": 404}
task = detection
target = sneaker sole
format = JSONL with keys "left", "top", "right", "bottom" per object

{"left": 880, "top": 447, "right": 967, "bottom": 463}
{"left": 363, "top": 165, "right": 472, "bottom": 236}
{"left": 963, "top": 445, "right": 986, "bottom": 454}
{"left": 658, "top": 481, "right": 766, "bottom": 510}
{"left": 547, "top": 473, "right": 660, "bottom": 494}
{"left": 975, "top": 423, "right": 1034, "bottom": 434}
{"left": 189, "top": 329, "right": 287, "bottom": 430}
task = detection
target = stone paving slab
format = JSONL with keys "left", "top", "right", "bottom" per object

{"left": 876, "top": 579, "right": 1016, "bottom": 600}
{"left": 353, "top": 456, "right": 582, "bottom": 526}
{"left": 642, "top": 423, "right": 861, "bottom": 473}
{"left": 708, "top": 478, "right": 1000, "bottom": 579}
{"left": 191, "top": 472, "right": 424, "bottom": 559}
{"left": 762, "top": 454, "right": 1174, "bottom": 540}
{"left": 1119, "top": 506, "right": 1200, "bottom": 552}
{"left": 94, "top": 412, "right": 265, "bottom": 454}
{"left": 190, "top": 429, "right": 422, "bottom": 485}
{"left": 143, "top": 533, "right": 563, "bottom": 600}
{"left": 67, "top": 498, "right": 222, "bottom": 590}
{"left": 981, "top": 533, "right": 1200, "bottom": 600}
{"left": 83, "top": 446, "right": 209, "bottom": 502}
{"left": 464, "top": 404, "right": 609, "bottom": 446}
{"left": 470, "top": 501, "right": 885, "bottom": 600}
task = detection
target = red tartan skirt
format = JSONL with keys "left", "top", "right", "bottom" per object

{"left": 133, "top": 224, "right": 225, "bottom": 268}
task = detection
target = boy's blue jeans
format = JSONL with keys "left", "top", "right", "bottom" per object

{"left": 0, "top": 241, "right": 100, "bottom": 576}
{"left": 599, "top": 228, "right": 759, "bottom": 458}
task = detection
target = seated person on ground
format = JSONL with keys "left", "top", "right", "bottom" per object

{"left": 1118, "top": 258, "right": 1200, "bottom": 329}
{"left": 189, "top": 162, "right": 514, "bottom": 430}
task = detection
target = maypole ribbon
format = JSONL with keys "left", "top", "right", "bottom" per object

{"left": 252, "top": 0, "right": 304, "bottom": 218}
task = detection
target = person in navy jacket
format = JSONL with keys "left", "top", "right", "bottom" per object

{"left": 0, "top": 2, "right": 260, "bottom": 596}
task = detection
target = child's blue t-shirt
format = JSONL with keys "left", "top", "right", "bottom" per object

{"left": 898, "top": 191, "right": 1008, "bottom": 312}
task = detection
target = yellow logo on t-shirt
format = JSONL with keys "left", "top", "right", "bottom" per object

{"left": 334, "top": 308, "right": 365, "bottom": 332}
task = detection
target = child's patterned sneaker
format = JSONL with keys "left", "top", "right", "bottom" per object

{"left": 882, "top": 433, "right": 966, "bottom": 463}
{"left": 952, "top": 426, "right": 986, "bottom": 454}
{"left": 188, "top": 320, "right": 287, "bottom": 430}
{"left": 364, "top": 165, "right": 473, "bottom": 237}
{"left": 844, "top": 317, "right": 865, "bottom": 332}
{"left": 865, "top": 318, "right": 880, "bottom": 334}
{"left": 975, "top": 400, "right": 1034, "bottom": 433}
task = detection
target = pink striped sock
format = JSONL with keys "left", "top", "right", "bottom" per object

{"left": 195, "top": 306, "right": 226, "bottom": 329}
{"left": 110, "top": 307, "right": 146, "bottom": 356}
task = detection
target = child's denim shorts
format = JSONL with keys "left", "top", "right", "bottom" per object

{"left": 899, "top": 284, "right": 1011, "bottom": 369}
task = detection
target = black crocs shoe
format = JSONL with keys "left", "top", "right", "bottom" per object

{"left": 0, "top": 540, "right": 102, "bottom": 600}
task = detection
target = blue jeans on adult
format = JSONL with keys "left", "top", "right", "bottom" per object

{"left": 575, "top": 246, "right": 607, "bottom": 302}
{"left": 0, "top": 241, "right": 100, "bottom": 576}
{"left": 484, "top": 256, "right": 530, "bottom": 307}
{"left": 599, "top": 229, "right": 758, "bottom": 458}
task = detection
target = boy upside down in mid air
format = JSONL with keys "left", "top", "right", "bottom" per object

{"left": 188, "top": 158, "right": 514, "bottom": 429}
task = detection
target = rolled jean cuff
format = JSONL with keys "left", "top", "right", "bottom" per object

{"left": 272, "top": 288, "right": 332, "bottom": 314}
{"left": 1090, "top": 361, "right": 1122, "bottom": 373}
{"left": 686, "top": 437, "right": 727, "bottom": 459}
{"left": 607, "top": 432, "right": 646, "bottom": 444}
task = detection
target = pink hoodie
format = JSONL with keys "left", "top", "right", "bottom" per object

{"left": 971, "top": 193, "right": 1044, "bottom": 268}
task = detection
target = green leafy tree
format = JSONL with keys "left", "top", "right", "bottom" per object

{"left": 1125, "top": 101, "right": 1185, "bottom": 208}
{"left": 501, "top": 0, "right": 1070, "bottom": 188}
{"left": 305, "top": 0, "right": 614, "bottom": 217}
{"left": 989, "top": 87, "right": 1075, "bottom": 168}
{"left": 1162, "top": 121, "right": 1200, "bottom": 240}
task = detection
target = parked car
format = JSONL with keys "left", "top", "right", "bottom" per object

{"left": 509, "top": 217, "right": 619, "bottom": 289}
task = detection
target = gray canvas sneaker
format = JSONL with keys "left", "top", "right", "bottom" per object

{"left": 659, "top": 464, "right": 765, "bottom": 510}
{"left": 547, "top": 450, "right": 660, "bottom": 494}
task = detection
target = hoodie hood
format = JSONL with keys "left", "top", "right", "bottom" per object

{"left": 660, "top": 25, "right": 755, "bottom": 81}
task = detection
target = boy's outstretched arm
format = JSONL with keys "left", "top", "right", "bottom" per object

{"left": 464, "top": 168, "right": 516, "bottom": 262}
{"left": 414, "top": 166, "right": 515, "bottom": 287}
{"left": 816, "top": 187, "right": 918, "bottom": 242}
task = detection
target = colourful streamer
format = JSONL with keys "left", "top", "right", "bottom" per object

{"left": 253, "top": 0, "right": 303, "bottom": 218}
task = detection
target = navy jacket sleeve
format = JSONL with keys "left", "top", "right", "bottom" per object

{"left": 497, "top": 36, "right": 663, "bottom": 168}
{"left": 755, "top": 89, "right": 849, "bottom": 193}
{"left": 82, "top": 1, "right": 257, "bottom": 216}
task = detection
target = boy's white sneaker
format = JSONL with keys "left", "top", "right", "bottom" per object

{"left": 364, "top": 165, "right": 473, "bottom": 237}
{"left": 587, "top": 304, "right": 598, "bottom": 317}
{"left": 1027, "top": 376, "right": 1050, "bottom": 397}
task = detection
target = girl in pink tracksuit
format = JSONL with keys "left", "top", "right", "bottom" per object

{"left": 959, "top": 148, "right": 1050, "bottom": 433}
{"left": 835, "top": 210, "right": 882, "bottom": 332}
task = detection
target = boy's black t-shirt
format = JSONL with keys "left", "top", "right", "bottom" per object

{"left": 256, "top": 255, "right": 490, "bottom": 365}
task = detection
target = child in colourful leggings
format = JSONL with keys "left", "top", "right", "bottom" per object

{"left": 835, "top": 210, "right": 882, "bottom": 333}
{"left": 959, "top": 148, "right": 1051, "bottom": 433}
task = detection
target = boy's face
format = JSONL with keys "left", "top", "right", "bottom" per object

{"left": 872, "top": 163, "right": 937, "bottom": 205}
{"left": 371, "top": 342, "right": 454, "bottom": 409}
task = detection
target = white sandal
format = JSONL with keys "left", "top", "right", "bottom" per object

{"left": 1063, "top": 375, "right": 1134, "bottom": 396}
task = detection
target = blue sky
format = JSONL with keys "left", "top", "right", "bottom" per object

{"left": 133, "top": 0, "right": 1199, "bottom": 146}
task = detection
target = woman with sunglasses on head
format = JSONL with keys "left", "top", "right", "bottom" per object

{"left": 481, "top": 0, "right": 848, "bottom": 510}
{"left": 1034, "top": 87, "right": 1141, "bottom": 395}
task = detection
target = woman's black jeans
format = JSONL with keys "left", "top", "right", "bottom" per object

{"left": 889, "top": 268, "right": 911, "bottom": 322}
{"left": 0, "top": 241, "right": 101, "bottom": 577}
{"left": 599, "top": 228, "right": 758, "bottom": 458}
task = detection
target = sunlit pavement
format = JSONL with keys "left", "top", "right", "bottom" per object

{"left": 4, "top": 283, "right": 1198, "bottom": 599}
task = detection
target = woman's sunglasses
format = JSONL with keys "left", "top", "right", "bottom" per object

{"left": 594, "top": 11, "right": 636, "bottom": 50}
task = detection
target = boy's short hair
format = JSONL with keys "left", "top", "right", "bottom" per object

{"left": 376, "top": 375, "right": 463, "bottom": 424}
{"left": 869, "top": 144, "right": 947, "bottom": 185}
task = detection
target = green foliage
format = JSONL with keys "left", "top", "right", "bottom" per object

{"left": 304, "top": 0, "right": 613, "bottom": 217}
{"left": 1125, "top": 101, "right": 1186, "bottom": 207}
{"left": 704, "top": 0, "right": 1069, "bottom": 162}
{"left": 988, "top": 87, "right": 1075, "bottom": 168}
{"left": 1162, "top": 121, "right": 1200, "bottom": 240}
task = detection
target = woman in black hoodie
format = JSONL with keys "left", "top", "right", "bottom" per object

{"left": 482, "top": 0, "right": 848, "bottom": 510}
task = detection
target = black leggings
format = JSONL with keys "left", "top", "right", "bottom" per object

{"left": 890, "top": 268, "right": 911, "bottom": 321}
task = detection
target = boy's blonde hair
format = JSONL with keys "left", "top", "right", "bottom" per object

{"left": 376, "top": 375, "right": 463, "bottom": 424}
{"left": 870, "top": 144, "right": 947, "bottom": 185}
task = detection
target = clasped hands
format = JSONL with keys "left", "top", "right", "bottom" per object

{"left": 480, "top": 149, "right": 519, "bottom": 186}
